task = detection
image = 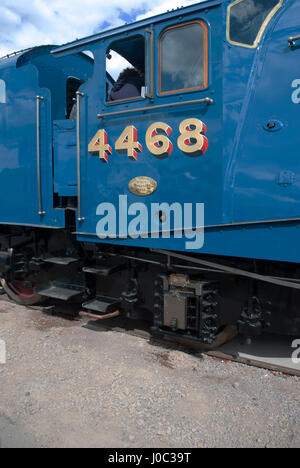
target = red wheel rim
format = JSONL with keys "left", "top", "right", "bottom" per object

{"left": 7, "top": 281, "right": 36, "bottom": 299}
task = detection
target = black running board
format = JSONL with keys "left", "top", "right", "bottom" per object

{"left": 35, "top": 281, "right": 85, "bottom": 301}
{"left": 83, "top": 263, "right": 126, "bottom": 277}
{"left": 43, "top": 256, "right": 80, "bottom": 266}
{"left": 82, "top": 296, "right": 121, "bottom": 315}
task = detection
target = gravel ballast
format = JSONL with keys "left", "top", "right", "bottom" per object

{"left": 0, "top": 298, "right": 299, "bottom": 448}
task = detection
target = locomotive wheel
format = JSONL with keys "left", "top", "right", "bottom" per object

{"left": 0, "top": 279, "right": 45, "bottom": 306}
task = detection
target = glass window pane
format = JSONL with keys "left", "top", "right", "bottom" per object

{"left": 229, "top": 0, "right": 280, "bottom": 46}
{"left": 0, "top": 80, "right": 6, "bottom": 104}
{"left": 160, "top": 23, "right": 206, "bottom": 93}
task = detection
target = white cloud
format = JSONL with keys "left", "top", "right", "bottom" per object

{"left": 136, "top": 0, "right": 197, "bottom": 21}
{"left": 0, "top": 0, "right": 201, "bottom": 57}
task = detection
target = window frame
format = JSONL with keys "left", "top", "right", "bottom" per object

{"left": 158, "top": 20, "right": 209, "bottom": 96}
{"left": 226, "top": 0, "right": 283, "bottom": 49}
{"left": 105, "top": 33, "right": 147, "bottom": 105}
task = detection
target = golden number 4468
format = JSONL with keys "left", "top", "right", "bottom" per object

{"left": 88, "top": 118, "right": 208, "bottom": 163}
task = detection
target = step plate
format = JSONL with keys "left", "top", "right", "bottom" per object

{"left": 83, "top": 263, "right": 125, "bottom": 277}
{"left": 83, "top": 296, "right": 120, "bottom": 315}
{"left": 36, "top": 282, "right": 84, "bottom": 301}
{"left": 44, "top": 257, "right": 79, "bottom": 266}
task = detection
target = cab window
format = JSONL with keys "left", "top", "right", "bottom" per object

{"left": 228, "top": 0, "right": 283, "bottom": 48}
{"left": 0, "top": 79, "right": 6, "bottom": 104}
{"left": 159, "top": 21, "right": 208, "bottom": 95}
{"left": 66, "top": 77, "right": 84, "bottom": 119}
{"left": 106, "top": 35, "right": 145, "bottom": 103}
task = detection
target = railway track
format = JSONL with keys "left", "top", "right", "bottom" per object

{"left": 52, "top": 304, "right": 300, "bottom": 378}
{"left": 82, "top": 317, "right": 300, "bottom": 378}
{"left": 1, "top": 289, "right": 299, "bottom": 378}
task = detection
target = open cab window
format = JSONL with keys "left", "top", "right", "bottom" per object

{"left": 227, "top": 0, "right": 283, "bottom": 48}
{"left": 159, "top": 21, "right": 208, "bottom": 95}
{"left": 66, "top": 77, "right": 84, "bottom": 119}
{"left": 106, "top": 35, "right": 145, "bottom": 103}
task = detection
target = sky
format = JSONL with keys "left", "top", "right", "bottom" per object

{"left": 0, "top": 0, "right": 202, "bottom": 58}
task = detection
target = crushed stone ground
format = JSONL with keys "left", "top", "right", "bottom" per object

{"left": 0, "top": 298, "right": 299, "bottom": 448}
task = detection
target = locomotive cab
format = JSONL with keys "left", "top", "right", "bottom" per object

{"left": 0, "top": 46, "right": 93, "bottom": 225}
{"left": 49, "top": 0, "right": 300, "bottom": 341}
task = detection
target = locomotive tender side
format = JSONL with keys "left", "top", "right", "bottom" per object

{"left": 0, "top": 0, "right": 299, "bottom": 345}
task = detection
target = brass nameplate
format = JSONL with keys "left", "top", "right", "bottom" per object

{"left": 129, "top": 177, "right": 157, "bottom": 197}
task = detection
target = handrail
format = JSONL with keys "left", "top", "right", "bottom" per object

{"left": 145, "top": 29, "right": 154, "bottom": 100}
{"left": 76, "top": 91, "right": 85, "bottom": 222}
{"left": 288, "top": 35, "right": 300, "bottom": 47}
{"left": 0, "top": 47, "right": 33, "bottom": 62}
{"left": 98, "top": 97, "right": 213, "bottom": 119}
{"left": 36, "top": 96, "right": 45, "bottom": 216}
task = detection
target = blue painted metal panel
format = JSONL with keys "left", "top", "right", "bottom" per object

{"left": 227, "top": 0, "right": 300, "bottom": 223}
{"left": 76, "top": 4, "right": 223, "bottom": 237}
{"left": 71, "top": 0, "right": 300, "bottom": 263}
{"left": 1, "top": 1, "right": 298, "bottom": 265}
{"left": 0, "top": 53, "right": 65, "bottom": 228}
{"left": 53, "top": 120, "right": 77, "bottom": 197}
{"left": 0, "top": 47, "right": 93, "bottom": 228}
{"left": 78, "top": 220, "right": 300, "bottom": 264}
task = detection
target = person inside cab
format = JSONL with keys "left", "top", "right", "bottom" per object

{"left": 109, "top": 67, "right": 144, "bottom": 101}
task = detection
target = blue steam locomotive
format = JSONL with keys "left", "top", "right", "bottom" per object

{"left": 0, "top": 0, "right": 299, "bottom": 345}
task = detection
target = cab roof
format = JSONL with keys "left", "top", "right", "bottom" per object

{"left": 52, "top": 0, "right": 223, "bottom": 57}
{"left": 0, "top": 45, "right": 54, "bottom": 70}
